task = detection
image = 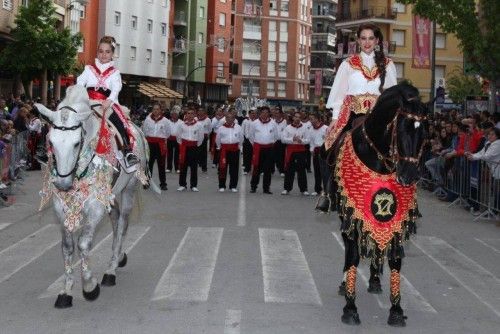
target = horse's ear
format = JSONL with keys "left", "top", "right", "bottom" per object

{"left": 35, "top": 103, "right": 56, "bottom": 123}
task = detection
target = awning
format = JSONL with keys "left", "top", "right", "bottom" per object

{"left": 138, "top": 82, "right": 183, "bottom": 99}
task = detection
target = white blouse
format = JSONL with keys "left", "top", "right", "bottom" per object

{"left": 326, "top": 52, "right": 397, "bottom": 119}
{"left": 76, "top": 59, "right": 122, "bottom": 104}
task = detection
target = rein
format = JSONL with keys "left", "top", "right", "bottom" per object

{"left": 361, "top": 108, "right": 427, "bottom": 172}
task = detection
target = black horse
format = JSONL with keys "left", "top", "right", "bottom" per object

{"left": 330, "top": 83, "right": 428, "bottom": 327}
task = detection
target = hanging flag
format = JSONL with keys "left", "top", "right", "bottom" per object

{"left": 337, "top": 43, "right": 344, "bottom": 57}
{"left": 348, "top": 41, "right": 357, "bottom": 55}
{"left": 412, "top": 16, "right": 431, "bottom": 69}
{"left": 314, "top": 70, "right": 323, "bottom": 96}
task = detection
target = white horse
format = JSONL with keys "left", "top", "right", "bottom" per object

{"left": 36, "top": 85, "right": 150, "bottom": 308}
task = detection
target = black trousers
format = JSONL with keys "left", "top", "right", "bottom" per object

{"left": 313, "top": 151, "right": 329, "bottom": 193}
{"left": 167, "top": 139, "right": 179, "bottom": 171}
{"left": 284, "top": 151, "right": 308, "bottom": 192}
{"left": 148, "top": 142, "right": 166, "bottom": 186}
{"left": 198, "top": 136, "right": 208, "bottom": 171}
{"left": 250, "top": 147, "right": 273, "bottom": 191}
{"left": 179, "top": 146, "right": 198, "bottom": 188}
{"left": 219, "top": 150, "right": 240, "bottom": 189}
{"left": 274, "top": 141, "right": 285, "bottom": 174}
{"left": 109, "top": 111, "right": 129, "bottom": 147}
{"left": 305, "top": 145, "right": 311, "bottom": 171}
{"left": 243, "top": 137, "right": 253, "bottom": 173}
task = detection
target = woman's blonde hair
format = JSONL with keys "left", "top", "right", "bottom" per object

{"left": 99, "top": 35, "right": 116, "bottom": 53}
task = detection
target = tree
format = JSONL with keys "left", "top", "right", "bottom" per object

{"left": 398, "top": 0, "right": 500, "bottom": 110}
{"left": 0, "top": 0, "right": 82, "bottom": 102}
{"left": 446, "top": 68, "right": 482, "bottom": 104}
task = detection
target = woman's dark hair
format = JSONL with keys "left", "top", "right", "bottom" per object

{"left": 357, "top": 23, "right": 386, "bottom": 93}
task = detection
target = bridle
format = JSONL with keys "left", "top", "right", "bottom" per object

{"left": 361, "top": 107, "right": 427, "bottom": 172}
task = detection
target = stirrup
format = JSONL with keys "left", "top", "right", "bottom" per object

{"left": 124, "top": 152, "right": 139, "bottom": 168}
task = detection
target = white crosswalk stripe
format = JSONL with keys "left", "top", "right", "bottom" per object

{"left": 39, "top": 225, "right": 150, "bottom": 299}
{"left": 412, "top": 235, "right": 500, "bottom": 318}
{"left": 0, "top": 223, "right": 11, "bottom": 231}
{"left": 0, "top": 224, "right": 60, "bottom": 284}
{"left": 152, "top": 227, "right": 223, "bottom": 302}
{"left": 332, "top": 232, "right": 436, "bottom": 313}
{"left": 260, "top": 228, "right": 322, "bottom": 305}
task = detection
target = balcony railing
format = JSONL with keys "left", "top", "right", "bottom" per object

{"left": 312, "top": 26, "right": 335, "bottom": 34}
{"left": 173, "top": 39, "right": 187, "bottom": 53}
{"left": 309, "top": 75, "right": 335, "bottom": 87}
{"left": 312, "top": 7, "right": 336, "bottom": 17}
{"left": 172, "top": 65, "right": 185, "bottom": 79}
{"left": 174, "top": 11, "right": 187, "bottom": 26}
{"left": 337, "top": 6, "right": 397, "bottom": 22}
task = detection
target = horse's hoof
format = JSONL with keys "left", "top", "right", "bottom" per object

{"left": 367, "top": 279, "right": 383, "bottom": 294}
{"left": 101, "top": 274, "right": 116, "bottom": 286}
{"left": 341, "top": 308, "right": 361, "bottom": 326}
{"left": 388, "top": 306, "right": 407, "bottom": 327}
{"left": 338, "top": 281, "right": 346, "bottom": 296}
{"left": 118, "top": 253, "right": 127, "bottom": 268}
{"left": 82, "top": 284, "right": 100, "bottom": 301}
{"left": 54, "top": 293, "right": 73, "bottom": 309}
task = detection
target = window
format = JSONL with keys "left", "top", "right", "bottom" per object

{"left": 268, "top": 61, "right": 276, "bottom": 76}
{"left": 199, "top": 6, "right": 205, "bottom": 18}
{"left": 198, "top": 32, "right": 204, "bottom": 44}
{"left": 147, "top": 19, "right": 153, "bottom": 33}
{"left": 278, "top": 61, "right": 286, "bottom": 77}
{"left": 21, "top": 0, "right": 29, "bottom": 7}
{"left": 197, "top": 58, "right": 203, "bottom": 68}
{"left": 393, "top": 29, "right": 405, "bottom": 46}
{"left": 2, "top": 0, "right": 13, "bottom": 11}
{"left": 219, "top": 13, "right": 226, "bottom": 27}
{"left": 393, "top": 2, "right": 406, "bottom": 13}
{"left": 395, "top": 62, "right": 404, "bottom": 79}
{"left": 131, "top": 16, "right": 138, "bottom": 30}
{"left": 217, "top": 62, "right": 224, "bottom": 77}
{"left": 280, "top": 0, "right": 289, "bottom": 12}
{"left": 279, "top": 42, "right": 287, "bottom": 61}
{"left": 115, "top": 43, "right": 120, "bottom": 58}
{"left": 280, "top": 21, "right": 288, "bottom": 32}
{"left": 114, "top": 11, "right": 121, "bottom": 26}
{"left": 217, "top": 37, "right": 225, "bottom": 52}
{"left": 146, "top": 49, "right": 152, "bottom": 62}
{"left": 278, "top": 82, "right": 286, "bottom": 97}
{"left": 162, "top": 0, "right": 167, "bottom": 7}
{"left": 435, "top": 65, "right": 445, "bottom": 80}
{"left": 130, "top": 46, "right": 136, "bottom": 60}
{"left": 267, "top": 82, "right": 275, "bottom": 96}
{"left": 160, "top": 52, "right": 166, "bottom": 64}
{"left": 269, "top": 20, "right": 277, "bottom": 32}
{"left": 270, "top": 0, "right": 277, "bottom": 10}
{"left": 436, "top": 33, "right": 446, "bottom": 49}
{"left": 161, "top": 23, "right": 167, "bottom": 36}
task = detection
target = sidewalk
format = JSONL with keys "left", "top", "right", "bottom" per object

{"left": 0, "top": 170, "right": 44, "bottom": 225}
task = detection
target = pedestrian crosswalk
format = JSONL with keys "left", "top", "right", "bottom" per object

{"left": 1, "top": 223, "right": 499, "bottom": 319}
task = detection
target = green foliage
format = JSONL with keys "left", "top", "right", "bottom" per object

{"left": 0, "top": 0, "right": 82, "bottom": 81}
{"left": 398, "top": 0, "right": 500, "bottom": 84}
{"left": 446, "top": 68, "right": 483, "bottom": 103}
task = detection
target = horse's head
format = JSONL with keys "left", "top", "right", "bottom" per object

{"left": 390, "top": 84, "right": 429, "bottom": 186}
{"left": 36, "top": 86, "right": 93, "bottom": 191}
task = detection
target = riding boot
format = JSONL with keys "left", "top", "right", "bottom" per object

{"left": 109, "top": 111, "right": 138, "bottom": 167}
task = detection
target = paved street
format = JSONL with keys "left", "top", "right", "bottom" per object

{"left": 0, "top": 167, "right": 499, "bottom": 334}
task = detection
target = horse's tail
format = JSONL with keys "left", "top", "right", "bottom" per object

{"left": 131, "top": 123, "right": 162, "bottom": 195}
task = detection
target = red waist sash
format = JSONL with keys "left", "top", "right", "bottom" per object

{"left": 88, "top": 89, "right": 108, "bottom": 101}
{"left": 167, "top": 135, "right": 177, "bottom": 141}
{"left": 179, "top": 139, "right": 198, "bottom": 168}
{"left": 284, "top": 144, "right": 306, "bottom": 171}
{"left": 209, "top": 132, "right": 217, "bottom": 157}
{"left": 146, "top": 136, "right": 167, "bottom": 156}
{"left": 219, "top": 143, "right": 239, "bottom": 179}
{"left": 251, "top": 143, "right": 274, "bottom": 175}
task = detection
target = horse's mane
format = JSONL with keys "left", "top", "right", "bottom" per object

{"left": 368, "top": 83, "right": 424, "bottom": 123}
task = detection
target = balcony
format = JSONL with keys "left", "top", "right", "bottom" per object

{"left": 243, "top": 25, "right": 261, "bottom": 40}
{"left": 174, "top": 11, "right": 187, "bottom": 26}
{"left": 173, "top": 39, "right": 187, "bottom": 54}
{"left": 312, "top": 7, "right": 336, "bottom": 21}
{"left": 336, "top": 6, "right": 397, "bottom": 26}
{"left": 309, "top": 74, "right": 335, "bottom": 88}
{"left": 172, "top": 65, "right": 185, "bottom": 80}
{"left": 242, "top": 48, "right": 261, "bottom": 61}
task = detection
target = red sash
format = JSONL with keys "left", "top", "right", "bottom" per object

{"left": 284, "top": 144, "right": 306, "bottom": 171}
{"left": 146, "top": 136, "right": 167, "bottom": 156}
{"left": 209, "top": 132, "right": 217, "bottom": 158}
{"left": 251, "top": 143, "right": 274, "bottom": 175}
{"left": 179, "top": 139, "right": 197, "bottom": 168}
{"left": 167, "top": 135, "right": 177, "bottom": 141}
{"left": 219, "top": 143, "right": 239, "bottom": 179}
{"left": 88, "top": 89, "right": 108, "bottom": 100}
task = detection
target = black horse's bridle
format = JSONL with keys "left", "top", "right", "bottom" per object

{"left": 361, "top": 107, "right": 427, "bottom": 172}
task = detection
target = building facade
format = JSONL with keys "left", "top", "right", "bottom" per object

{"left": 229, "top": 0, "right": 312, "bottom": 108}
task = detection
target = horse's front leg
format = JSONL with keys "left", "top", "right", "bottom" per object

{"left": 387, "top": 257, "right": 406, "bottom": 327}
{"left": 341, "top": 229, "right": 361, "bottom": 326}
{"left": 78, "top": 202, "right": 105, "bottom": 301}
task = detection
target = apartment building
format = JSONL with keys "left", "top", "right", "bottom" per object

{"left": 230, "top": 0, "right": 312, "bottom": 108}
{"left": 335, "top": 0, "right": 463, "bottom": 101}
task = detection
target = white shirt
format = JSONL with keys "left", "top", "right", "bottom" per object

{"left": 28, "top": 117, "right": 42, "bottom": 134}
{"left": 470, "top": 139, "right": 500, "bottom": 179}
{"left": 76, "top": 59, "right": 122, "bottom": 103}
{"left": 168, "top": 118, "right": 182, "bottom": 138}
{"left": 211, "top": 116, "right": 226, "bottom": 132}
{"left": 142, "top": 114, "right": 171, "bottom": 139}
{"left": 196, "top": 116, "right": 212, "bottom": 136}
{"left": 242, "top": 118, "right": 255, "bottom": 138}
{"left": 326, "top": 52, "right": 397, "bottom": 119}
{"left": 309, "top": 124, "right": 328, "bottom": 151}
{"left": 274, "top": 119, "right": 287, "bottom": 141}
{"left": 215, "top": 123, "right": 244, "bottom": 149}
{"left": 177, "top": 120, "right": 204, "bottom": 146}
{"left": 281, "top": 123, "right": 310, "bottom": 145}
{"left": 249, "top": 119, "right": 278, "bottom": 145}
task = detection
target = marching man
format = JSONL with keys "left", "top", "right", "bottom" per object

{"left": 142, "top": 103, "right": 171, "bottom": 191}
{"left": 273, "top": 108, "right": 287, "bottom": 176}
{"left": 281, "top": 111, "right": 310, "bottom": 195}
{"left": 177, "top": 108, "right": 204, "bottom": 192}
{"left": 196, "top": 107, "right": 212, "bottom": 173}
{"left": 309, "top": 112, "right": 329, "bottom": 196}
{"left": 210, "top": 107, "right": 226, "bottom": 168}
{"left": 215, "top": 110, "right": 243, "bottom": 192}
{"left": 249, "top": 106, "right": 277, "bottom": 194}
{"left": 166, "top": 107, "right": 181, "bottom": 173}
{"left": 241, "top": 107, "right": 257, "bottom": 175}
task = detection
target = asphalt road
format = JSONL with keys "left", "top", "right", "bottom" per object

{"left": 0, "top": 166, "right": 499, "bottom": 334}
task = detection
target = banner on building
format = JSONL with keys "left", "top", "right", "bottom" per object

{"left": 314, "top": 70, "right": 323, "bottom": 96}
{"left": 337, "top": 43, "right": 343, "bottom": 57}
{"left": 412, "top": 16, "right": 431, "bottom": 69}
{"left": 348, "top": 42, "right": 356, "bottom": 55}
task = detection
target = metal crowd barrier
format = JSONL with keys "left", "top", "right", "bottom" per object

{"left": 1, "top": 130, "right": 29, "bottom": 206}
{"left": 420, "top": 154, "right": 500, "bottom": 222}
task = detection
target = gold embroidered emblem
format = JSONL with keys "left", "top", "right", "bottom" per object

{"left": 373, "top": 192, "right": 395, "bottom": 217}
